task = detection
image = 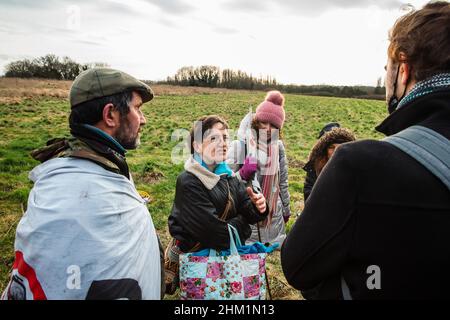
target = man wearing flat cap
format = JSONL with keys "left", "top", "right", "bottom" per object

{"left": 2, "top": 68, "right": 162, "bottom": 300}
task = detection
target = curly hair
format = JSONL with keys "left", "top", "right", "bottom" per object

{"left": 388, "top": 1, "right": 450, "bottom": 81}
{"left": 308, "top": 127, "right": 356, "bottom": 175}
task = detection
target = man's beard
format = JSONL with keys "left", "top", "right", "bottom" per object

{"left": 115, "top": 118, "right": 140, "bottom": 150}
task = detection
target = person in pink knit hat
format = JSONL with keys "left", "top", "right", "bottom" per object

{"left": 229, "top": 91, "right": 291, "bottom": 248}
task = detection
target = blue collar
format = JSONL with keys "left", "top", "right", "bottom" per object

{"left": 193, "top": 153, "right": 233, "bottom": 177}
{"left": 82, "top": 124, "right": 126, "bottom": 154}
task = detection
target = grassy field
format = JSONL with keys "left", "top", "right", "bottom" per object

{"left": 0, "top": 78, "right": 387, "bottom": 299}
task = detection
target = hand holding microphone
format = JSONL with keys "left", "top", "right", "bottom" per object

{"left": 246, "top": 187, "right": 266, "bottom": 214}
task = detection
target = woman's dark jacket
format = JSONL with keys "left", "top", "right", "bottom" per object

{"left": 168, "top": 157, "right": 268, "bottom": 253}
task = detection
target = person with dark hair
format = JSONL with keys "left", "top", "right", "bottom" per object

{"left": 302, "top": 122, "right": 341, "bottom": 202}
{"left": 282, "top": 1, "right": 450, "bottom": 299}
{"left": 2, "top": 68, "right": 162, "bottom": 300}
{"left": 306, "top": 127, "right": 356, "bottom": 177}
{"left": 169, "top": 115, "right": 268, "bottom": 252}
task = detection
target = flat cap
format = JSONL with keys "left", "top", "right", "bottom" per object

{"left": 69, "top": 68, "right": 154, "bottom": 108}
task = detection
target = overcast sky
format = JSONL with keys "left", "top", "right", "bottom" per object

{"left": 0, "top": 0, "right": 430, "bottom": 86}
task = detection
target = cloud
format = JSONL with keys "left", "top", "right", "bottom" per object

{"left": 100, "top": 1, "right": 142, "bottom": 15}
{"left": 2, "top": 0, "right": 52, "bottom": 8}
{"left": 0, "top": 19, "right": 78, "bottom": 39}
{"left": 76, "top": 39, "right": 104, "bottom": 47}
{"left": 224, "top": 0, "right": 269, "bottom": 12}
{"left": 2, "top": 0, "right": 93, "bottom": 9}
{"left": 281, "top": 0, "right": 403, "bottom": 14}
{"left": 0, "top": 54, "right": 13, "bottom": 61}
{"left": 224, "top": 0, "right": 404, "bottom": 15}
{"left": 157, "top": 17, "right": 179, "bottom": 29}
{"left": 143, "top": 0, "right": 195, "bottom": 14}
{"left": 213, "top": 26, "right": 239, "bottom": 35}
{"left": 3, "top": 0, "right": 142, "bottom": 16}
{"left": 0, "top": 24, "right": 24, "bottom": 35}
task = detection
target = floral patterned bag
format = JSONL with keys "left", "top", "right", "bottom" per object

{"left": 179, "top": 225, "right": 267, "bottom": 300}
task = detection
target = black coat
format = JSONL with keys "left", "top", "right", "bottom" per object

{"left": 302, "top": 161, "right": 317, "bottom": 202}
{"left": 281, "top": 90, "right": 450, "bottom": 299}
{"left": 168, "top": 168, "right": 268, "bottom": 253}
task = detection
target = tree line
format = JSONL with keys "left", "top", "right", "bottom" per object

{"left": 3, "top": 54, "right": 109, "bottom": 80}
{"left": 164, "top": 65, "right": 278, "bottom": 90}
{"left": 3, "top": 56, "right": 385, "bottom": 99}
{"left": 163, "top": 65, "right": 385, "bottom": 99}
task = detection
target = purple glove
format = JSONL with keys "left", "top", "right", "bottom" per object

{"left": 239, "top": 156, "right": 258, "bottom": 181}
{"left": 283, "top": 215, "right": 290, "bottom": 223}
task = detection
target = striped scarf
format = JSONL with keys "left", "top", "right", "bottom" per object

{"left": 260, "top": 142, "right": 280, "bottom": 227}
{"left": 397, "top": 73, "right": 450, "bottom": 110}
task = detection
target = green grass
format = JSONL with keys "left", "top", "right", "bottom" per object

{"left": 0, "top": 91, "right": 387, "bottom": 299}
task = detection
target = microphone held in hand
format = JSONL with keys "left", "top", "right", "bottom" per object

{"left": 247, "top": 187, "right": 266, "bottom": 214}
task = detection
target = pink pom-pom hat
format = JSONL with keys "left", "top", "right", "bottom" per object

{"left": 254, "top": 90, "right": 285, "bottom": 129}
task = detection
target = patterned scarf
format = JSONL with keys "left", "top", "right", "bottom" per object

{"left": 397, "top": 73, "right": 450, "bottom": 110}
{"left": 259, "top": 141, "right": 280, "bottom": 227}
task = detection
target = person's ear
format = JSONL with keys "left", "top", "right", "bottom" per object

{"left": 400, "top": 63, "right": 410, "bottom": 86}
{"left": 398, "top": 52, "right": 410, "bottom": 85}
{"left": 102, "top": 103, "right": 120, "bottom": 128}
{"left": 192, "top": 140, "right": 202, "bottom": 154}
